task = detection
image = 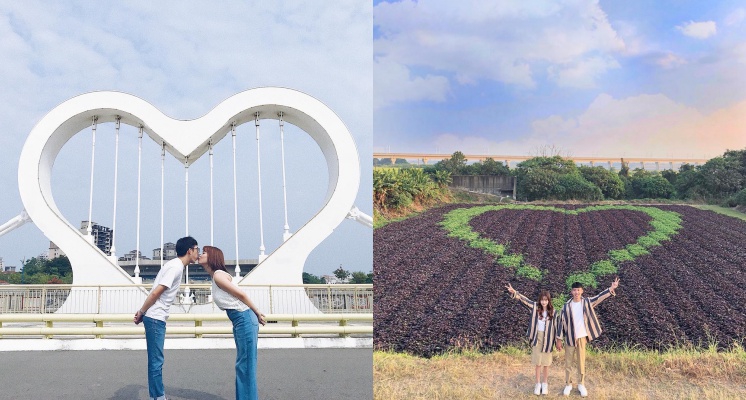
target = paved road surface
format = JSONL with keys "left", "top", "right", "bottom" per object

{"left": 0, "top": 348, "right": 372, "bottom": 399}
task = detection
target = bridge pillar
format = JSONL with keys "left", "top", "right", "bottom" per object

{"left": 656, "top": 161, "right": 660, "bottom": 171}
{"left": 607, "top": 160, "right": 612, "bottom": 169}
{"left": 589, "top": 160, "right": 594, "bottom": 167}
{"left": 640, "top": 162, "right": 645, "bottom": 170}
{"left": 505, "top": 160, "right": 510, "bottom": 168}
{"left": 670, "top": 162, "right": 674, "bottom": 170}
{"left": 422, "top": 158, "right": 428, "bottom": 165}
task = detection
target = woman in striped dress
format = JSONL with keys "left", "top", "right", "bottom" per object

{"left": 199, "top": 245, "right": 266, "bottom": 400}
{"left": 506, "top": 283, "right": 558, "bottom": 396}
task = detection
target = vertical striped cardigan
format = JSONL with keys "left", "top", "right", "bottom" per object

{"left": 556, "top": 288, "right": 616, "bottom": 347}
{"left": 511, "top": 292, "right": 558, "bottom": 353}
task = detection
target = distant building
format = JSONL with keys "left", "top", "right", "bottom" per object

{"left": 322, "top": 275, "right": 347, "bottom": 284}
{"left": 48, "top": 241, "right": 65, "bottom": 259}
{"left": 37, "top": 252, "right": 49, "bottom": 261}
{"left": 3, "top": 266, "right": 16, "bottom": 273}
{"left": 0, "top": 257, "right": 3, "bottom": 270}
{"left": 153, "top": 242, "right": 177, "bottom": 261}
{"left": 118, "top": 250, "right": 151, "bottom": 262}
{"left": 80, "top": 221, "right": 113, "bottom": 255}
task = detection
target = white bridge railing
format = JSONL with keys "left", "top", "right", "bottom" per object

{"left": 0, "top": 284, "right": 373, "bottom": 315}
{"left": 0, "top": 313, "right": 373, "bottom": 339}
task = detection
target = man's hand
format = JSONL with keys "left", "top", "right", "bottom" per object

{"left": 133, "top": 310, "right": 144, "bottom": 325}
{"left": 556, "top": 339, "right": 563, "bottom": 352}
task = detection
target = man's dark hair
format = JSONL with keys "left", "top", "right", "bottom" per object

{"left": 175, "top": 236, "right": 198, "bottom": 257}
{"left": 571, "top": 282, "right": 584, "bottom": 289}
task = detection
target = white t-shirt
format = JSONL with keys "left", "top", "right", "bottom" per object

{"left": 570, "top": 300, "right": 588, "bottom": 339}
{"left": 145, "top": 257, "right": 184, "bottom": 321}
{"left": 537, "top": 310, "right": 547, "bottom": 332}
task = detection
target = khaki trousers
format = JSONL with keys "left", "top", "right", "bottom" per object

{"left": 564, "top": 336, "right": 587, "bottom": 385}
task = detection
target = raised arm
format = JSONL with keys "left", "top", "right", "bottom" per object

{"left": 214, "top": 272, "right": 267, "bottom": 326}
{"left": 505, "top": 283, "right": 535, "bottom": 311}
{"left": 589, "top": 276, "right": 620, "bottom": 307}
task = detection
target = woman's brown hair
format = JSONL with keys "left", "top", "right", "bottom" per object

{"left": 203, "top": 245, "right": 227, "bottom": 273}
{"left": 537, "top": 290, "right": 554, "bottom": 319}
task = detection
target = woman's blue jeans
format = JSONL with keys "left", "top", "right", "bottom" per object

{"left": 143, "top": 316, "right": 167, "bottom": 400}
{"left": 227, "top": 309, "right": 259, "bottom": 400}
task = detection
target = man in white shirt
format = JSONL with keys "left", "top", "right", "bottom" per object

{"left": 556, "top": 277, "right": 620, "bottom": 398}
{"left": 134, "top": 236, "right": 199, "bottom": 400}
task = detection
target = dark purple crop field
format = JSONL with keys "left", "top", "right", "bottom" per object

{"left": 374, "top": 204, "right": 746, "bottom": 357}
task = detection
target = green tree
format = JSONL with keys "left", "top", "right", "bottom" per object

{"left": 333, "top": 266, "right": 350, "bottom": 281}
{"left": 434, "top": 151, "right": 468, "bottom": 174}
{"left": 579, "top": 166, "right": 624, "bottom": 199}
{"left": 349, "top": 271, "right": 368, "bottom": 284}
{"left": 302, "top": 272, "right": 324, "bottom": 284}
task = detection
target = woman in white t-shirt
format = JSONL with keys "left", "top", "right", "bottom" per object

{"left": 199, "top": 246, "right": 266, "bottom": 400}
{"left": 506, "top": 283, "right": 558, "bottom": 396}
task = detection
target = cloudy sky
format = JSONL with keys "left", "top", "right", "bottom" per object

{"left": 374, "top": 0, "right": 746, "bottom": 159}
{"left": 0, "top": 1, "right": 372, "bottom": 277}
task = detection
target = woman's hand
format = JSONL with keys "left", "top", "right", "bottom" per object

{"left": 256, "top": 312, "right": 267, "bottom": 326}
{"left": 505, "top": 283, "right": 516, "bottom": 295}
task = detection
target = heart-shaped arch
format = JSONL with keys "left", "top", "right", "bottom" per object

{"left": 18, "top": 88, "right": 360, "bottom": 289}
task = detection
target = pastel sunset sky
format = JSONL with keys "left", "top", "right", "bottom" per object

{"left": 374, "top": 0, "right": 746, "bottom": 159}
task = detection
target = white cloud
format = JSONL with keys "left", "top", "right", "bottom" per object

{"left": 374, "top": 57, "right": 450, "bottom": 108}
{"left": 725, "top": 8, "right": 745, "bottom": 26}
{"left": 374, "top": 0, "right": 625, "bottom": 103}
{"left": 433, "top": 94, "right": 746, "bottom": 159}
{"left": 676, "top": 20, "right": 717, "bottom": 39}
{"left": 548, "top": 56, "right": 621, "bottom": 88}
{"left": 654, "top": 52, "right": 687, "bottom": 69}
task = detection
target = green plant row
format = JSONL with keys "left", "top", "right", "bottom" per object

{"left": 439, "top": 204, "right": 682, "bottom": 290}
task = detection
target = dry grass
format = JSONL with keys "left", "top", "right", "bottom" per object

{"left": 374, "top": 345, "right": 746, "bottom": 399}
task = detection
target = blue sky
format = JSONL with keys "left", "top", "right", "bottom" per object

{"left": 0, "top": 1, "right": 372, "bottom": 277}
{"left": 374, "top": 0, "right": 746, "bottom": 159}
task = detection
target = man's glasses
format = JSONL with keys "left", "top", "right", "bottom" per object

{"left": 192, "top": 246, "right": 200, "bottom": 253}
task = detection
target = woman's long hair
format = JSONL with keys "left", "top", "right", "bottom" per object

{"left": 537, "top": 290, "right": 554, "bottom": 320}
{"left": 203, "top": 245, "right": 227, "bottom": 273}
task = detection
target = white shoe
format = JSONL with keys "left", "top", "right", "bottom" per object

{"left": 578, "top": 384, "right": 588, "bottom": 397}
{"left": 563, "top": 385, "right": 572, "bottom": 396}
{"left": 534, "top": 383, "right": 541, "bottom": 395}
{"left": 541, "top": 383, "right": 548, "bottom": 395}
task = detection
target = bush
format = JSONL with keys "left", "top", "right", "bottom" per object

{"left": 579, "top": 166, "right": 625, "bottom": 199}
{"left": 631, "top": 174, "right": 675, "bottom": 199}
{"left": 553, "top": 173, "right": 604, "bottom": 201}
{"left": 734, "top": 188, "right": 746, "bottom": 206}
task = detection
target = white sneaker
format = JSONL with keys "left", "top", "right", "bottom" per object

{"left": 563, "top": 385, "right": 572, "bottom": 396}
{"left": 541, "top": 383, "right": 548, "bottom": 395}
{"left": 578, "top": 384, "right": 588, "bottom": 397}
{"left": 534, "top": 383, "right": 542, "bottom": 395}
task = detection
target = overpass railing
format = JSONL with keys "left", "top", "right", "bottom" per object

{"left": 0, "top": 284, "right": 373, "bottom": 314}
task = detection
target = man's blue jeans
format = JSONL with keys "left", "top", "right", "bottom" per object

{"left": 227, "top": 309, "right": 259, "bottom": 400}
{"left": 143, "top": 316, "right": 167, "bottom": 400}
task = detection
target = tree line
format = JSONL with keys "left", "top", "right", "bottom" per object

{"left": 0, "top": 256, "right": 73, "bottom": 284}
{"left": 302, "top": 266, "right": 373, "bottom": 284}
{"left": 374, "top": 149, "right": 746, "bottom": 207}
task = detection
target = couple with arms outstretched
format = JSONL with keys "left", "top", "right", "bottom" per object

{"left": 506, "top": 276, "right": 620, "bottom": 397}
{"left": 134, "top": 236, "right": 266, "bottom": 400}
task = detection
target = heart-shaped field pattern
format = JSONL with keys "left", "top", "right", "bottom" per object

{"left": 374, "top": 204, "right": 746, "bottom": 357}
{"left": 440, "top": 205, "right": 682, "bottom": 294}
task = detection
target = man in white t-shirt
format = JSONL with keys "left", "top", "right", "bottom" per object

{"left": 134, "top": 236, "right": 199, "bottom": 400}
{"left": 556, "top": 277, "right": 620, "bottom": 398}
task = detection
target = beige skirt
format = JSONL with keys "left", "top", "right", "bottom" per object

{"left": 531, "top": 332, "right": 552, "bottom": 366}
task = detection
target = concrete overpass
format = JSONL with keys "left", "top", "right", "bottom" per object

{"left": 373, "top": 152, "right": 710, "bottom": 170}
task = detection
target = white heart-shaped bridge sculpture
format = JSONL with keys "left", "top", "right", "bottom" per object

{"left": 18, "top": 88, "right": 360, "bottom": 312}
